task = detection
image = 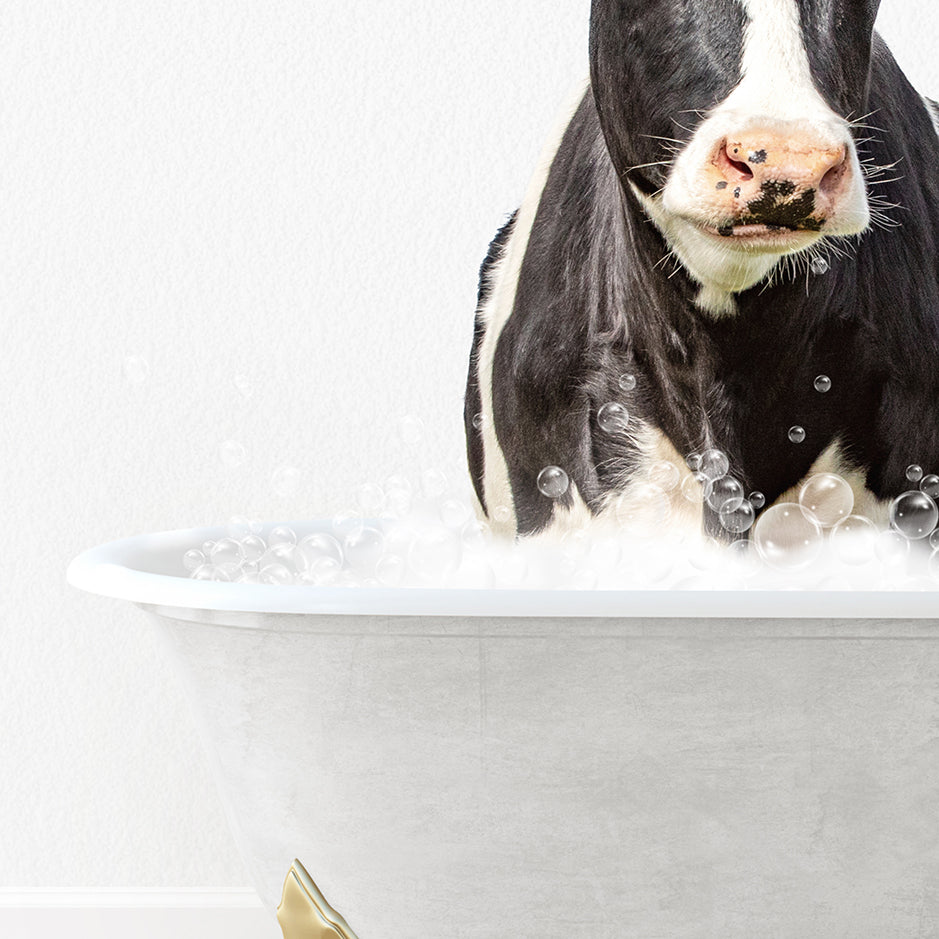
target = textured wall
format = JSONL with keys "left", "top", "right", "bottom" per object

{"left": 1, "top": 0, "right": 936, "bottom": 892}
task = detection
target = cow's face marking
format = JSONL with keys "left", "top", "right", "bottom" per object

{"left": 590, "top": 0, "right": 880, "bottom": 303}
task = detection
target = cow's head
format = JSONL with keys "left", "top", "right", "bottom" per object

{"left": 590, "top": 0, "right": 880, "bottom": 308}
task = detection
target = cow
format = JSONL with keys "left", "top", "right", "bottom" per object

{"left": 464, "top": 0, "right": 939, "bottom": 545}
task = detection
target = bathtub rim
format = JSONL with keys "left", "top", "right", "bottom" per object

{"left": 67, "top": 521, "right": 939, "bottom": 620}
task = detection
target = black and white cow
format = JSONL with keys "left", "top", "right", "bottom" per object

{"left": 464, "top": 0, "right": 939, "bottom": 542}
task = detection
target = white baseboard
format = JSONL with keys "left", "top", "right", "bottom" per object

{"left": 0, "top": 891, "right": 281, "bottom": 939}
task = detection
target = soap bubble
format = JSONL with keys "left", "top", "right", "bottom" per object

{"left": 472, "top": 412, "right": 485, "bottom": 430}
{"left": 272, "top": 465, "right": 303, "bottom": 498}
{"left": 788, "top": 426, "right": 806, "bottom": 444}
{"left": 122, "top": 354, "right": 149, "bottom": 384}
{"left": 931, "top": 529, "right": 939, "bottom": 551}
{"left": 889, "top": 490, "right": 938, "bottom": 540}
{"left": 686, "top": 453, "right": 702, "bottom": 472}
{"left": 875, "top": 529, "right": 910, "bottom": 567}
{"left": 706, "top": 475, "right": 744, "bottom": 512}
{"left": 201, "top": 540, "right": 216, "bottom": 555}
{"left": 492, "top": 505, "right": 513, "bottom": 526}
{"left": 210, "top": 566, "right": 233, "bottom": 583}
{"left": 439, "top": 498, "right": 472, "bottom": 529}
{"left": 305, "top": 556, "right": 342, "bottom": 586}
{"left": 210, "top": 538, "right": 244, "bottom": 568}
{"left": 296, "top": 532, "right": 343, "bottom": 570}
{"left": 260, "top": 563, "right": 294, "bottom": 586}
{"left": 831, "top": 515, "right": 878, "bottom": 565}
{"left": 798, "top": 473, "right": 854, "bottom": 528}
{"left": 219, "top": 440, "right": 246, "bottom": 468}
{"left": 190, "top": 564, "right": 215, "bottom": 581}
{"left": 421, "top": 467, "right": 450, "bottom": 500}
{"left": 355, "top": 483, "right": 385, "bottom": 517}
{"left": 183, "top": 549, "right": 205, "bottom": 572}
{"left": 907, "top": 464, "right": 924, "bottom": 483}
{"left": 261, "top": 543, "right": 300, "bottom": 572}
{"left": 408, "top": 525, "right": 462, "bottom": 583}
{"left": 597, "top": 402, "right": 629, "bottom": 434}
{"left": 376, "top": 553, "right": 407, "bottom": 586}
{"left": 269, "top": 525, "right": 297, "bottom": 546}
{"left": 240, "top": 534, "right": 266, "bottom": 563}
{"left": 699, "top": 449, "right": 730, "bottom": 481}
{"left": 681, "top": 471, "right": 713, "bottom": 504}
{"left": 618, "top": 373, "right": 637, "bottom": 392}
{"left": 332, "top": 513, "right": 364, "bottom": 540}
{"left": 749, "top": 491, "right": 766, "bottom": 510}
{"left": 719, "top": 499, "right": 755, "bottom": 534}
{"left": 810, "top": 256, "right": 830, "bottom": 275}
{"left": 647, "top": 460, "right": 681, "bottom": 492}
{"left": 726, "top": 537, "right": 760, "bottom": 573}
{"left": 921, "top": 475, "right": 939, "bottom": 499}
{"left": 814, "top": 375, "right": 832, "bottom": 393}
{"left": 537, "top": 466, "right": 570, "bottom": 499}
{"left": 461, "top": 518, "right": 491, "bottom": 552}
{"left": 752, "top": 503, "right": 823, "bottom": 571}
{"left": 226, "top": 515, "right": 253, "bottom": 539}
{"left": 343, "top": 526, "right": 385, "bottom": 574}
{"left": 385, "top": 474, "right": 413, "bottom": 496}
{"left": 398, "top": 414, "right": 425, "bottom": 446}
{"left": 384, "top": 475, "right": 413, "bottom": 516}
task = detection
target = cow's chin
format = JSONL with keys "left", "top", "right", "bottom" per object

{"left": 668, "top": 217, "right": 816, "bottom": 293}
{"left": 632, "top": 182, "right": 870, "bottom": 302}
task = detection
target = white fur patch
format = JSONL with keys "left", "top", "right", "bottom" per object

{"left": 541, "top": 424, "right": 705, "bottom": 542}
{"left": 695, "top": 284, "right": 738, "bottom": 317}
{"left": 771, "top": 438, "right": 889, "bottom": 526}
{"left": 924, "top": 97, "right": 939, "bottom": 141}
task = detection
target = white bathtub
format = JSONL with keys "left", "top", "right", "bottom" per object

{"left": 69, "top": 521, "right": 939, "bottom": 938}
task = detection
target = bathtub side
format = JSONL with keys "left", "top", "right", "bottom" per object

{"left": 147, "top": 604, "right": 939, "bottom": 938}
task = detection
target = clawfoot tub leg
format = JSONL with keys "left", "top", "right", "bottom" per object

{"left": 276, "top": 859, "right": 360, "bottom": 939}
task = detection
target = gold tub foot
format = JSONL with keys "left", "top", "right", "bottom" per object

{"left": 277, "top": 859, "right": 360, "bottom": 939}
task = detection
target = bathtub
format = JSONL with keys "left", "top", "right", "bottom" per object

{"left": 68, "top": 520, "right": 939, "bottom": 938}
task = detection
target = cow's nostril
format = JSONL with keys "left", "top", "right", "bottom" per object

{"left": 819, "top": 158, "right": 847, "bottom": 196}
{"left": 728, "top": 156, "right": 754, "bottom": 180}
{"left": 718, "top": 142, "right": 755, "bottom": 183}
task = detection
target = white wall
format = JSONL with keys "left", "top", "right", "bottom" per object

{"left": 0, "top": 0, "right": 935, "bottom": 908}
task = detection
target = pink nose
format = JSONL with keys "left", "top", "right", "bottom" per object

{"left": 711, "top": 129, "right": 851, "bottom": 225}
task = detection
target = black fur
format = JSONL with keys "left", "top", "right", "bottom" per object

{"left": 467, "top": 5, "right": 939, "bottom": 539}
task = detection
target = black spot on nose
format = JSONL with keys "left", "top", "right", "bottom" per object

{"left": 741, "top": 180, "right": 821, "bottom": 229}
{"left": 764, "top": 179, "right": 797, "bottom": 198}
{"left": 749, "top": 149, "right": 767, "bottom": 164}
{"left": 716, "top": 181, "right": 728, "bottom": 190}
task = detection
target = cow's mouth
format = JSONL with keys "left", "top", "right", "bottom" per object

{"left": 698, "top": 221, "right": 821, "bottom": 247}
